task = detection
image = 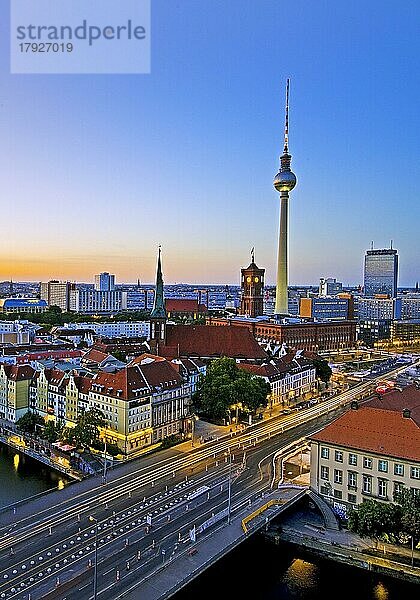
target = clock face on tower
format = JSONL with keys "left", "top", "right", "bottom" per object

{"left": 254, "top": 277, "right": 259, "bottom": 283}
{"left": 246, "top": 277, "right": 251, "bottom": 283}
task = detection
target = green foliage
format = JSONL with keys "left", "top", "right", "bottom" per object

{"left": 62, "top": 408, "right": 106, "bottom": 449}
{"left": 313, "top": 358, "right": 332, "bottom": 384}
{"left": 394, "top": 488, "right": 420, "bottom": 546}
{"left": 43, "top": 420, "right": 64, "bottom": 444}
{"left": 160, "top": 434, "right": 183, "bottom": 449}
{"left": 16, "top": 411, "right": 44, "bottom": 434}
{"left": 193, "top": 357, "right": 270, "bottom": 421}
{"left": 348, "top": 493, "right": 420, "bottom": 547}
{"left": 5, "top": 308, "right": 150, "bottom": 327}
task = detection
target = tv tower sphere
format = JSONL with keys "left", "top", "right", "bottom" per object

{"left": 273, "top": 168, "right": 296, "bottom": 193}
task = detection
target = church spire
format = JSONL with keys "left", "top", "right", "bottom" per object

{"left": 150, "top": 246, "right": 166, "bottom": 319}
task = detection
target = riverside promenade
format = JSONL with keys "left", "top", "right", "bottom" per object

{"left": 266, "top": 504, "right": 420, "bottom": 585}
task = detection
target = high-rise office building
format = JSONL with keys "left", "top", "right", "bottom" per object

{"left": 364, "top": 248, "right": 398, "bottom": 298}
{"left": 94, "top": 272, "right": 115, "bottom": 291}
{"left": 40, "top": 280, "right": 74, "bottom": 312}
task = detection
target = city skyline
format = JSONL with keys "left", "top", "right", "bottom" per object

{"left": 1, "top": 1, "right": 419, "bottom": 285}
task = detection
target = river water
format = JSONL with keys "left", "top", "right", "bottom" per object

{"left": 0, "top": 442, "right": 68, "bottom": 508}
{"left": 0, "top": 445, "right": 417, "bottom": 597}
{"left": 175, "top": 534, "right": 418, "bottom": 600}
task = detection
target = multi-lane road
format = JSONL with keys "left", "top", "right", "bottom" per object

{"left": 0, "top": 362, "right": 415, "bottom": 600}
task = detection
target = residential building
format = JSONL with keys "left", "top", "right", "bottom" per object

{"left": 0, "top": 364, "right": 34, "bottom": 421}
{"left": 69, "top": 289, "right": 127, "bottom": 314}
{"left": 364, "top": 248, "right": 398, "bottom": 298}
{"left": 57, "top": 321, "right": 150, "bottom": 339}
{"left": 0, "top": 320, "right": 36, "bottom": 344}
{"left": 319, "top": 278, "right": 343, "bottom": 297}
{"left": 310, "top": 385, "right": 420, "bottom": 514}
{"left": 239, "top": 351, "right": 316, "bottom": 406}
{"left": 94, "top": 272, "right": 116, "bottom": 292}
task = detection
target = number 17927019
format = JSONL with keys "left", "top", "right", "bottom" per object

{"left": 19, "top": 42, "right": 73, "bottom": 53}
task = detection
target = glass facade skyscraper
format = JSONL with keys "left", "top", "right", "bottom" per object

{"left": 364, "top": 248, "right": 398, "bottom": 298}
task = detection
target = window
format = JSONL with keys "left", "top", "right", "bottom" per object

{"left": 378, "top": 479, "right": 388, "bottom": 499}
{"left": 349, "top": 453, "right": 358, "bottom": 466}
{"left": 363, "top": 475, "right": 372, "bottom": 494}
{"left": 335, "top": 450, "right": 343, "bottom": 463}
{"left": 394, "top": 463, "right": 404, "bottom": 477}
{"left": 363, "top": 457, "right": 373, "bottom": 469}
{"left": 320, "top": 485, "right": 330, "bottom": 496}
{"left": 378, "top": 459, "right": 388, "bottom": 473}
{"left": 334, "top": 469, "right": 343, "bottom": 484}
{"left": 348, "top": 493, "right": 357, "bottom": 504}
{"left": 348, "top": 471, "right": 357, "bottom": 489}
{"left": 320, "top": 465, "right": 329, "bottom": 480}
{"left": 410, "top": 466, "right": 420, "bottom": 480}
{"left": 393, "top": 482, "right": 404, "bottom": 497}
{"left": 321, "top": 446, "right": 329, "bottom": 459}
{"left": 334, "top": 489, "right": 343, "bottom": 499}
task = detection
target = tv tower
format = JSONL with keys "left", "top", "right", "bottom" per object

{"left": 273, "top": 79, "right": 297, "bottom": 315}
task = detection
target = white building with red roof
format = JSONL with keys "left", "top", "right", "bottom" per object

{"left": 310, "top": 385, "right": 420, "bottom": 512}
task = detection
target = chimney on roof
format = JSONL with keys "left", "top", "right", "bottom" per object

{"left": 402, "top": 408, "right": 411, "bottom": 419}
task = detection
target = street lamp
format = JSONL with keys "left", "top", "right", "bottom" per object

{"left": 89, "top": 516, "right": 99, "bottom": 600}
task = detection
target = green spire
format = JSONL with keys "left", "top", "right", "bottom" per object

{"left": 150, "top": 246, "right": 167, "bottom": 319}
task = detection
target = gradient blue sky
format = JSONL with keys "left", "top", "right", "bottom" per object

{"left": 0, "top": 0, "right": 419, "bottom": 285}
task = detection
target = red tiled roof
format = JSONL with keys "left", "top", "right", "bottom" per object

{"left": 165, "top": 299, "right": 207, "bottom": 313}
{"left": 311, "top": 406, "right": 420, "bottom": 462}
{"left": 92, "top": 360, "right": 183, "bottom": 401}
{"left": 137, "top": 360, "right": 183, "bottom": 390}
{"left": 366, "top": 384, "right": 420, "bottom": 426}
{"left": 130, "top": 353, "right": 166, "bottom": 365}
{"left": 82, "top": 348, "right": 111, "bottom": 365}
{"left": 1, "top": 364, "right": 34, "bottom": 381}
{"left": 159, "top": 325, "right": 267, "bottom": 361}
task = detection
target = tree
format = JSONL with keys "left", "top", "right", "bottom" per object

{"left": 193, "top": 357, "right": 270, "bottom": 421}
{"left": 16, "top": 411, "right": 45, "bottom": 434}
{"left": 313, "top": 358, "right": 332, "bottom": 386}
{"left": 394, "top": 489, "right": 420, "bottom": 547}
{"left": 62, "top": 408, "right": 106, "bottom": 449}
{"left": 348, "top": 499, "right": 402, "bottom": 544}
{"left": 43, "top": 420, "right": 64, "bottom": 444}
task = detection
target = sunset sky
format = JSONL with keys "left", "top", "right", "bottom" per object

{"left": 1, "top": 0, "right": 419, "bottom": 285}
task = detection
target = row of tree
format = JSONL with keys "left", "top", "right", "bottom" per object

{"left": 16, "top": 408, "right": 106, "bottom": 449}
{"left": 0, "top": 306, "right": 151, "bottom": 328}
{"left": 348, "top": 490, "right": 420, "bottom": 547}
